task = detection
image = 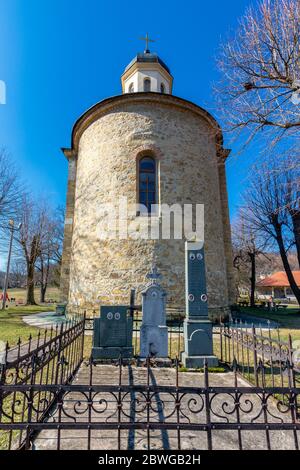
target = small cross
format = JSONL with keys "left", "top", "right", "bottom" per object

{"left": 146, "top": 265, "right": 162, "bottom": 284}
{"left": 139, "top": 33, "right": 155, "bottom": 53}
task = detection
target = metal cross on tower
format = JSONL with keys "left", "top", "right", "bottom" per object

{"left": 139, "top": 33, "right": 155, "bottom": 53}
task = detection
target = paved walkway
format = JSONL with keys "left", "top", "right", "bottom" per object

{"left": 22, "top": 312, "right": 66, "bottom": 329}
{"left": 33, "top": 364, "right": 299, "bottom": 451}
{"left": 6, "top": 313, "right": 66, "bottom": 363}
{"left": 233, "top": 312, "right": 278, "bottom": 329}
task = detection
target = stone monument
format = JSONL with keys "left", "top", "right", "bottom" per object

{"left": 181, "top": 241, "right": 218, "bottom": 367}
{"left": 140, "top": 266, "right": 168, "bottom": 359}
{"left": 92, "top": 305, "right": 133, "bottom": 360}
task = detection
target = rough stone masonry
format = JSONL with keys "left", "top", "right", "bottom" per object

{"left": 60, "top": 92, "right": 235, "bottom": 319}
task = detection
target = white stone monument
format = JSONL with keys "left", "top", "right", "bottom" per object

{"left": 140, "top": 266, "right": 168, "bottom": 359}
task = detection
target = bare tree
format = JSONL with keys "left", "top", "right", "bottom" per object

{"left": 0, "top": 148, "right": 22, "bottom": 229}
{"left": 215, "top": 0, "right": 300, "bottom": 145}
{"left": 16, "top": 196, "right": 47, "bottom": 305}
{"left": 244, "top": 157, "right": 300, "bottom": 304}
{"left": 232, "top": 214, "right": 267, "bottom": 306}
{"left": 285, "top": 155, "right": 300, "bottom": 266}
{"left": 9, "top": 259, "right": 27, "bottom": 288}
{"left": 36, "top": 207, "right": 64, "bottom": 302}
{"left": 37, "top": 231, "right": 52, "bottom": 303}
{"left": 256, "top": 251, "right": 298, "bottom": 276}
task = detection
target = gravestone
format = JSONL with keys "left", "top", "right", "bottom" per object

{"left": 92, "top": 305, "right": 133, "bottom": 360}
{"left": 181, "top": 241, "right": 218, "bottom": 368}
{"left": 140, "top": 266, "right": 168, "bottom": 359}
{"left": 55, "top": 304, "right": 67, "bottom": 316}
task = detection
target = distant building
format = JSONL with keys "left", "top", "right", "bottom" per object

{"left": 256, "top": 271, "right": 300, "bottom": 300}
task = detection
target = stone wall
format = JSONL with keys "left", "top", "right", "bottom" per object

{"left": 61, "top": 94, "right": 232, "bottom": 320}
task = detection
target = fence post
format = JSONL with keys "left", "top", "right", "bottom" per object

{"left": 55, "top": 322, "right": 65, "bottom": 384}
{"left": 130, "top": 289, "right": 135, "bottom": 317}
{"left": 0, "top": 343, "right": 8, "bottom": 430}
{"left": 232, "top": 320, "right": 236, "bottom": 362}
{"left": 25, "top": 352, "right": 38, "bottom": 450}
{"left": 220, "top": 322, "right": 223, "bottom": 363}
{"left": 224, "top": 324, "right": 228, "bottom": 364}
{"left": 204, "top": 359, "right": 212, "bottom": 450}
{"left": 287, "top": 334, "right": 300, "bottom": 421}
{"left": 0, "top": 342, "right": 8, "bottom": 384}
{"left": 81, "top": 311, "right": 86, "bottom": 362}
{"left": 227, "top": 325, "right": 231, "bottom": 365}
{"left": 252, "top": 325, "right": 259, "bottom": 387}
{"left": 288, "top": 334, "right": 296, "bottom": 388}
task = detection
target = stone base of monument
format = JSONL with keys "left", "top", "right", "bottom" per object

{"left": 182, "top": 318, "right": 218, "bottom": 369}
{"left": 92, "top": 346, "right": 134, "bottom": 361}
{"left": 181, "top": 352, "right": 218, "bottom": 368}
{"left": 137, "top": 356, "right": 172, "bottom": 368}
{"left": 140, "top": 325, "right": 168, "bottom": 358}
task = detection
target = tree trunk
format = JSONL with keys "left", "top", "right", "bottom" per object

{"left": 40, "top": 285, "right": 47, "bottom": 303}
{"left": 275, "top": 222, "right": 300, "bottom": 305}
{"left": 39, "top": 254, "right": 49, "bottom": 303}
{"left": 289, "top": 209, "right": 300, "bottom": 268}
{"left": 249, "top": 252, "right": 256, "bottom": 308}
{"left": 26, "top": 263, "right": 36, "bottom": 305}
{"left": 26, "top": 235, "right": 39, "bottom": 305}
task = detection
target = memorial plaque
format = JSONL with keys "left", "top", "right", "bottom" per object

{"left": 92, "top": 305, "right": 133, "bottom": 361}
{"left": 185, "top": 242, "right": 208, "bottom": 317}
{"left": 100, "top": 307, "right": 127, "bottom": 348}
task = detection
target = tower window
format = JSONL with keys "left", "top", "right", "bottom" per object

{"left": 128, "top": 82, "right": 134, "bottom": 93}
{"left": 139, "top": 156, "right": 156, "bottom": 213}
{"left": 160, "top": 83, "right": 165, "bottom": 93}
{"left": 144, "top": 78, "right": 151, "bottom": 92}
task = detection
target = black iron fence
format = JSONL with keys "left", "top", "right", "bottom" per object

{"left": 0, "top": 357, "right": 299, "bottom": 451}
{"left": 219, "top": 321, "right": 300, "bottom": 389}
{"left": 0, "top": 316, "right": 85, "bottom": 449}
{"left": 1, "top": 313, "right": 300, "bottom": 450}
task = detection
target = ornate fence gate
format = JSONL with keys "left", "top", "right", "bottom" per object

{"left": 1, "top": 356, "right": 300, "bottom": 451}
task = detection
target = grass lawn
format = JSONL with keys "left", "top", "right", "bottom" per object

{"left": 237, "top": 306, "right": 300, "bottom": 343}
{"left": 0, "top": 287, "right": 59, "bottom": 347}
{"left": 0, "top": 305, "right": 55, "bottom": 347}
{"left": 6, "top": 287, "right": 60, "bottom": 304}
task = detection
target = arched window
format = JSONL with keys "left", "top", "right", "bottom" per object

{"left": 139, "top": 156, "right": 156, "bottom": 213}
{"left": 128, "top": 82, "right": 134, "bottom": 93}
{"left": 160, "top": 83, "right": 165, "bottom": 93}
{"left": 144, "top": 78, "right": 151, "bottom": 92}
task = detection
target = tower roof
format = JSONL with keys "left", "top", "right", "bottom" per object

{"left": 124, "top": 51, "right": 171, "bottom": 75}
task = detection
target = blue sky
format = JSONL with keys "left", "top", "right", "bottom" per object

{"left": 0, "top": 0, "right": 258, "bottom": 220}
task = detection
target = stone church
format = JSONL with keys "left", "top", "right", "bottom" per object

{"left": 60, "top": 45, "right": 235, "bottom": 319}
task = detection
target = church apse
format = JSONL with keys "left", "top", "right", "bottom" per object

{"left": 60, "top": 47, "right": 234, "bottom": 320}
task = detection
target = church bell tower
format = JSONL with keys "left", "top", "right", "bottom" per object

{"left": 121, "top": 33, "right": 173, "bottom": 94}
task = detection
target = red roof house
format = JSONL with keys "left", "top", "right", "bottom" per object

{"left": 256, "top": 271, "right": 300, "bottom": 299}
{"left": 256, "top": 271, "right": 300, "bottom": 288}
